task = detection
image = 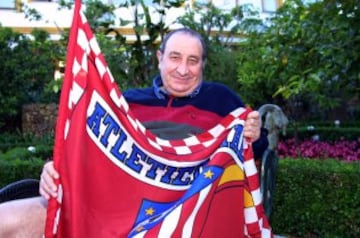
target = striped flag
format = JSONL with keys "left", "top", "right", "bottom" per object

{"left": 44, "top": 0, "right": 273, "bottom": 237}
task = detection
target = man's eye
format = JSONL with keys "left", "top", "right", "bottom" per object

{"left": 170, "top": 56, "right": 180, "bottom": 60}
{"left": 189, "top": 59, "right": 199, "bottom": 65}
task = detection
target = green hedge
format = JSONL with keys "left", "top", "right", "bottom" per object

{"left": 0, "top": 143, "right": 50, "bottom": 187}
{"left": 0, "top": 132, "right": 54, "bottom": 155}
{"left": 281, "top": 126, "right": 360, "bottom": 141}
{"left": 0, "top": 159, "right": 45, "bottom": 188}
{"left": 271, "top": 158, "right": 360, "bottom": 237}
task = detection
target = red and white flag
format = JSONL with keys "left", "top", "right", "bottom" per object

{"left": 44, "top": 0, "right": 273, "bottom": 237}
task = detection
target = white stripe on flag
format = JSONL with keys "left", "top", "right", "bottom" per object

{"left": 132, "top": 230, "right": 146, "bottom": 238}
{"left": 244, "top": 159, "right": 257, "bottom": 176}
{"left": 182, "top": 184, "right": 212, "bottom": 238}
{"left": 158, "top": 204, "right": 182, "bottom": 238}
{"left": 244, "top": 206, "right": 258, "bottom": 224}
{"left": 68, "top": 81, "right": 84, "bottom": 109}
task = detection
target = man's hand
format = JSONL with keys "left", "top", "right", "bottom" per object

{"left": 39, "top": 161, "right": 59, "bottom": 200}
{"left": 244, "top": 110, "right": 262, "bottom": 142}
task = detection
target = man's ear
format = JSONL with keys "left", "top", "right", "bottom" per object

{"left": 156, "top": 50, "right": 163, "bottom": 62}
{"left": 156, "top": 50, "right": 163, "bottom": 70}
{"left": 202, "top": 59, "right": 207, "bottom": 69}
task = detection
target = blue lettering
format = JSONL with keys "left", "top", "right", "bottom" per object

{"left": 172, "top": 167, "right": 196, "bottom": 185}
{"left": 160, "top": 166, "right": 177, "bottom": 184}
{"left": 100, "top": 114, "right": 120, "bottom": 147}
{"left": 125, "top": 144, "right": 146, "bottom": 173}
{"left": 221, "top": 125, "right": 244, "bottom": 160}
{"left": 87, "top": 102, "right": 106, "bottom": 137}
{"left": 110, "top": 130, "right": 128, "bottom": 162}
{"left": 145, "top": 157, "right": 166, "bottom": 179}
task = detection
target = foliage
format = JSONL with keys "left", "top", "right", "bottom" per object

{"left": 0, "top": 131, "right": 54, "bottom": 155}
{"left": 272, "top": 158, "right": 360, "bottom": 237}
{"left": 0, "top": 158, "right": 44, "bottom": 188}
{"left": 0, "top": 145, "right": 53, "bottom": 161}
{"left": 281, "top": 124, "right": 360, "bottom": 141}
{"left": 236, "top": 0, "right": 360, "bottom": 117}
{"left": 0, "top": 27, "right": 22, "bottom": 125}
{"left": 0, "top": 27, "right": 64, "bottom": 131}
{"left": 0, "top": 132, "right": 52, "bottom": 186}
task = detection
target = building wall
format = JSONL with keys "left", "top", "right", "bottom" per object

{"left": 0, "top": 0, "right": 282, "bottom": 37}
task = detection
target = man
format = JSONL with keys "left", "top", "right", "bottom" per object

{"left": 0, "top": 28, "right": 267, "bottom": 237}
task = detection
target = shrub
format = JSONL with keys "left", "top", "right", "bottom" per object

{"left": 0, "top": 158, "right": 44, "bottom": 188}
{"left": 271, "top": 158, "right": 360, "bottom": 237}
{"left": 0, "top": 133, "right": 53, "bottom": 189}
{"left": 0, "top": 145, "right": 52, "bottom": 162}
{"left": 0, "top": 132, "right": 53, "bottom": 157}
{"left": 0, "top": 27, "right": 63, "bottom": 131}
{"left": 281, "top": 125, "right": 360, "bottom": 141}
{"left": 236, "top": 0, "right": 360, "bottom": 120}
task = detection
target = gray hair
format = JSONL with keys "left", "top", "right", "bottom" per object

{"left": 159, "top": 28, "right": 207, "bottom": 62}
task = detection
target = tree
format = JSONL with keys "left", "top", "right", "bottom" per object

{"left": 236, "top": 0, "right": 360, "bottom": 119}
{"left": 0, "top": 27, "right": 63, "bottom": 131}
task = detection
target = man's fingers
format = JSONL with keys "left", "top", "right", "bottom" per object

{"left": 244, "top": 111, "right": 261, "bottom": 142}
{"left": 39, "top": 161, "right": 59, "bottom": 198}
{"left": 44, "top": 161, "right": 59, "bottom": 179}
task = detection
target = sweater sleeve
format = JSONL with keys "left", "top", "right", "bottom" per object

{"left": 252, "top": 127, "right": 269, "bottom": 160}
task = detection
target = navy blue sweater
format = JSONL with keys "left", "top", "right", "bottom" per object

{"left": 123, "top": 76, "right": 268, "bottom": 159}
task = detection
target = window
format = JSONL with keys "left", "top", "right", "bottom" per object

{"left": 261, "top": 0, "right": 283, "bottom": 12}
{"left": 109, "top": 0, "right": 156, "bottom": 6}
{"left": 0, "top": 0, "right": 16, "bottom": 9}
{"left": 28, "top": 0, "right": 58, "bottom": 2}
{"left": 192, "top": 0, "right": 238, "bottom": 10}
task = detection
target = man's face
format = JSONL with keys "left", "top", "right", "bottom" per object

{"left": 157, "top": 32, "right": 204, "bottom": 97}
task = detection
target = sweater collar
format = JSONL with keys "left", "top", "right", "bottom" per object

{"left": 153, "top": 75, "right": 202, "bottom": 99}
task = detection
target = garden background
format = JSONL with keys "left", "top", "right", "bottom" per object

{"left": 0, "top": 0, "right": 359, "bottom": 237}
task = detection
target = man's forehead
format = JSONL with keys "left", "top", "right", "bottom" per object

{"left": 166, "top": 51, "right": 200, "bottom": 63}
{"left": 165, "top": 33, "right": 203, "bottom": 57}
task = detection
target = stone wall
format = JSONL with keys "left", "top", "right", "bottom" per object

{"left": 22, "top": 103, "right": 58, "bottom": 137}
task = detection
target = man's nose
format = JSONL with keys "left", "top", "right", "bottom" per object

{"left": 176, "top": 62, "right": 189, "bottom": 75}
